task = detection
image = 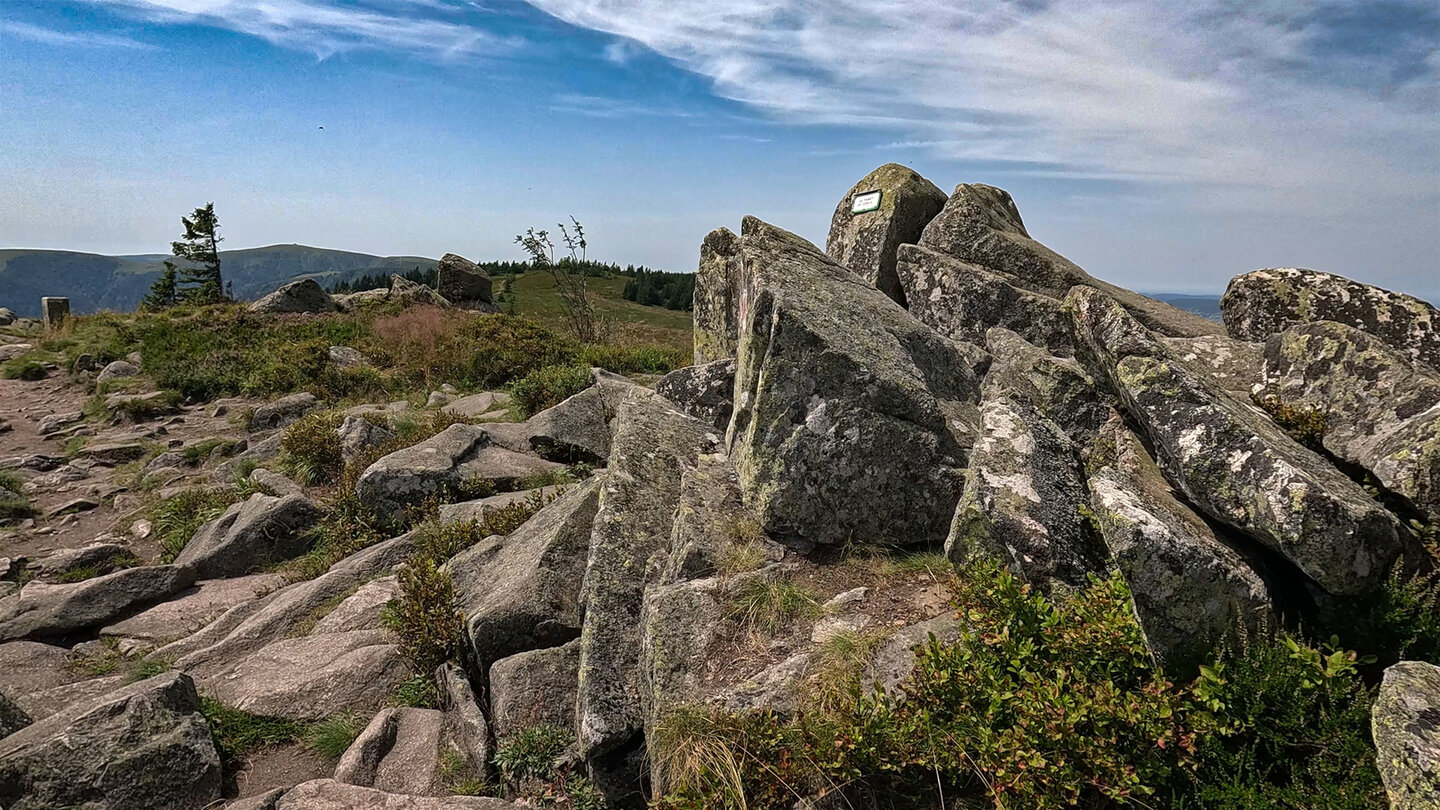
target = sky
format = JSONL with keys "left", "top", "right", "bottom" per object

{"left": 1, "top": 0, "right": 1437, "bottom": 298}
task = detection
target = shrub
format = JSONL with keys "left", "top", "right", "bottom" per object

{"left": 390, "top": 673, "right": 440, "bottom": 709}
{"left": 390, "top": 555, "right": 464, "bottom": 676}
{"left": 2, "top": 359, "right": 47, "bottom": 380}
{"left": 1329, "top": 568, "right": 1440, "bottom": 669}
{"left": 279, "top": 410, "right": 346, "bottom": 485}
{"left": 509, "top": 364, "right": 593, "bottom": 417}
{"left": 306, "top": 711, "right": 365, "bottom": 760}
{"left": 494, "top": 724, "right": 573, "bottom": 785}
{"left": 181, "top": 437, "right": 242, "bottom": 467}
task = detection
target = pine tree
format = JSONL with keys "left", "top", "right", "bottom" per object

{"left": 142, "top": 261, "right": 180, "bottom": 310}
{"left": 172, "top": 203, "right": 224, "bottom": 303}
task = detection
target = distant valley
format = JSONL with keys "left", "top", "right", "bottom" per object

{"left": 0, "top": 245, "right": 438, "bottom": 317}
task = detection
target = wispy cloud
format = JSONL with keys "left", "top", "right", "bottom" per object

{"left": 85, "top": 0, "right": 521, "bottom": 59}
{"left": 522, "top": 0, "right": 1439, "bottom": 215}
{"left": 549, "top": 92, "right": 702, "bottom": 119}
{"left": 1, "top": 20, "right": 157, "bottom": 50}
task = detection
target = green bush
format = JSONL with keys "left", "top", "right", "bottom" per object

{"left": 390, "top": 555, "right": 464, "bottom": 677}
{"left": 509, "top": 364, "right": 594, "bottom": 417}
{"left": 279, "top": 410, "right": 346, "bottom": 485}
{"left": 493, "top": 724, "right": 573, "bottom": 785}
{"left": 653, "top": 562, "right": 1386, "bottom": 809}
{"left": 2, "top": 359, "right": 47, "bottom": 381}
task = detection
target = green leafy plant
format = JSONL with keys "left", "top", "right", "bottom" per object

{"left": 509, "top": 364, "right": 594, "bottom": 417}
{"left": 279, "top": 409, "right": 345, "bottom": 485}
{"left": 390, "top": 673, "right": 441, "bottom": 709}
{"left": 1251, "top": 394, "right": 1326, "bottom": 451}
{"left": 390, "top": 556, "right": 464, "bottom": 677}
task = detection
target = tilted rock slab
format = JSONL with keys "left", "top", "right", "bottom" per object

{"left": 236, "top": 779, "right": 523, "bottom": 809}
{"left": 0, "top": 563, "right": 196, "bottom": 642}
{"left": 249, "top": 278, "right": 338, "bottom": 314}
{"left": 1158, "top": 333, "right": 1265, "bottom": 400}
{"left": 452, "top": 476, "right": 601, "bottom": 669}
{"left": 1373, "top": 660, "right": 1440, "bottom": 809}
{"left": 356, "top": 423, "right": 564, "bottom": 518}
{"left": 982, "top": 327, "right": 1109, "bottom": 444}
{"left": 524, "top": 368, "right": 648, "bottom": 463}
{"left": 729, "top": 216, "right": 979, "bottom": 548}
{"left": 693, "top": 226, "right": 745, "bottom": 364}
{"left": 577, "top": 393, "right": 715, "bottom": 764}
{"left": 920, "top": 183, "right": 1222, "bottom": 338}
{"left": 1261, "top": 320, "right": 1440, "bottom": 521}
{"left": 0, "top": 672, "right": 222, "bottom": 810}
{"left": 825, "top": 162, "right": 948, "bottom": 307}
{"left": 335, "top": 707, "right": 447, "bottom": 797}
{"left": 1068, "top": 286, "right": 1404, "bottom": 595}
{"left": 1223, "top": 267, "right": 1440, "bottom": 369}
{"left": 897, "top": 243, "right": 1075, "bottom": 357}
{"left": 173, "top": 491, "right": 322, "bottom": 579}
{"left": 1088, "top": 424, "right": 1272, "bottom": 674}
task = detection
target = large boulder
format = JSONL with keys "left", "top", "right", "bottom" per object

{"left": 577, "top": 394, "right": 713, "bottom": 763}
{"left": 1222, "top": 267, "right": 1440, "bottom": 369}
{"left": 390, "top": 274, "right": 451, "bottom": 308}
{"left": 249, "top": 278, "right": 339, "bottom": 314}
{"left": 1260, "top": 320, "right": 1440, "bottom": 521}
{"left": 1088, "top": 424, "right": 1273, "bottom": 674}
{"left": 334, "top": 707, "right": 447, "bottom": 796}
{"left": 1067, "top": 286, "right": 1405, "bottom": 596}
{"left": 728, "top": 216, "right": 980, "bottom": 548}
{"left": 523, "top": 369, "right": 647, "bottom": 463}
{"left": 897, "top": 243, "right": 1073, "bottom": 356}
{"left": 1373, "top": 660, "right": 1440, "bottom": 809}
{"left": 654, "top": 358, "right": 736, "bottom": 432}
{"left": 920, "top": 183, "right": 1222, "bottom": 338}
{"left": 100, "top": 572, "right": 286, "bottom": 649}
{"left": 0, "top": 672, "right": 222, "bottom": 810}
{"left": 452, "top": 477, "right": 601, "bottom": 668}
{"left": 692, "top": 227, "right": 745, "bottom": 364}
{"left": 981, "top": 327, "right": 1108, "bottom": 444}
{"left": 172, "top": 492, "right": 322, "bottom": 579}
{"left": 205, "top": 629, "right": 408, "bottom": 722}
{"left": 355, "top": 424, "right": 564, "bottom": 517}
{"left": 436, "top": 253, "right": 497, "bottom": 311}
{"left": 825, "top": 163, "right": 948, "bottom": 307}
{"left": 488, "top": 639, "right": 580, "bottom": 742}
{"left": 0, "top": 564, "right": 196, "bottom": 642}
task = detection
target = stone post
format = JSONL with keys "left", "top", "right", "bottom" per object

{"left": 41, "top": 297, "right": 70, "bottom": 331}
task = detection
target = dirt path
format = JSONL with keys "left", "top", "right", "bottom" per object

{"left": 1, "top": 372, "right": 257, "bottom": 566}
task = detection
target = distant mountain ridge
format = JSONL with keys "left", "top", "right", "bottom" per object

{"left": 0, "top": 245, "right": 439, "bottom": 317}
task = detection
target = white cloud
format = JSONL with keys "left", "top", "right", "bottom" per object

{"left": 1, "top": 20, "right": 157, "bottom": 49}
{"left": 87, "top": 0, "right": 520, "bottom": 59}
{"left": 522, "top": 0, "right": 1439, "bottom": 217}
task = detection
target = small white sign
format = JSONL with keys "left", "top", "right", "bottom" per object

{"left": 851, "top": 190, "right": 882, "bottom": 214}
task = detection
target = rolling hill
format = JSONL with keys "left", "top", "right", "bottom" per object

{"left": 0, "top": 245, "right": 438, "bottom": 317}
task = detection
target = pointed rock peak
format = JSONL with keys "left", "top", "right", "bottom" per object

{"left": 943, "top": 183, "right": 1029, "bottom": 237}
{"left": 826, "top": 164, "right": 948, "bottom": 307}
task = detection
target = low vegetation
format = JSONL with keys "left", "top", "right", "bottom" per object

{"left": 493, "top": 724, "right": 603, "bottom": 808}
{"left": 653, "top": 561, "right": 1388, "bottom": 809}
{"left": 0, "top": 470, "right": 37, "bottom": 522}
{"left": 728, "top": 577, "right": 822, "bottom": 636}
{"left": 148, "top": 486, "right": 247, "bottom": 563}
{"left": 509, "top": 364, "right": 594, "bottom": 417}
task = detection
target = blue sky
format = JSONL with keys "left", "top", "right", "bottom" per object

{"left": 1, "top": 0, "right": 1436, "bottom": 298}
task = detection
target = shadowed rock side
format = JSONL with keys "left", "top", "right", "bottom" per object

{"left": 1223, "top": 267, "right": 1440, "bottom": 370}
{"left": 918, "top": 183, "right": 1223, "bottom": 339}
{"left": 825, "top": 162, "right": 949, "bottom": 307}
{"left": 726, "top": 215, "right": 981, "bottom": 548}
{"left": 692, "top": 227, "right": 744, "bottom": 365}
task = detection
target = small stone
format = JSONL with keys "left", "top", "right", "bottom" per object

{"left": 328, "top": 346, "right": 371, "bottom": 368}
{"left": 95, "top": 360, "right": 141, "bottom": 385}
{"left": 823, "top": 587, "right": 869, "bottom": 610}
{"left": 130, "top": 520, "right": 153, "bottom": 540}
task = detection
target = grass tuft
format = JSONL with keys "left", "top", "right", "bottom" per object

{"left": 305, "top": 711, "right": 366, "bottom": 760}
{"left": 729, "top": 577, "right": 821, "bottom": 636}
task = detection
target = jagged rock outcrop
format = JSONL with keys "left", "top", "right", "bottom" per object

{"left": 897, "top": 243, "right": 1074, "bottom": 356}
{"left": 1159, "top": 334, "right": 1265, "bottom": 399}
{"left": 172, "top": 492, "right": 322, "bottom": 579}
{"left": 0, "top": 564, "right": 196, "bottom": 642}
{"left": 437, "top": 253, "right": 498, "bottom": 312}
{"left": 693, "top": 227, "right": 744, "bottom": 364}
{"left": 577, "top": 394, "right": 713, "bottom": 782}
{"left": 1088, "top": 423, "right": 1273, "bottom": 673}
{"left": 728, "top": 216, "right": 979, "bottom": 548}
{"left": 1373, "top": 660, "right": 1440, "bottom": 809}
{"left": 1260, "top": 320, "right": 1440, "bottom": 521}
{"left": 981, "top": 327, "right": 1108, "bottom": 443}
{"left": 452, "top": 477, "right": 600, "bottom": 668}
{"left": 825, "top": 163, "right": 948, "bottom": 307}
{"left": 0, "top": 672, "right": 222, "bottom": 810}
{"left": 356, "top": 424, "right": 564, "bottom": 517}
{"left": 1067, "top": 286, "right": 1405, "bottom": 596}
{"left": 655, "top": 358, "right": 735, "bottom": 431}
{"left": 1223, "top": 267, "right": 1440, "bottom": 369}
{"left": 390, "top": 274, "right": 451, "bottom": 308}
{"left": 249, "top": 278, "right": 339, "bottom": 314}
{"left": 523, "top": 369, "right": 647, "bottom": 463}
{"left": 920, "top": 183, "right": 1222, "bottom": 338}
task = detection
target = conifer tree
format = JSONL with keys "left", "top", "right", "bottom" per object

{"left": 142, "top": 261, "right": 180, "bottom": 310}
{"left": 172, "top": 203, "right": 224, "bottom": 303}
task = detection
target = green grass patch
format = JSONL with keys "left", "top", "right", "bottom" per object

{"left": 149, "top": 486, "right": 246, "bottom": 563}
{"left": 1, "top": 358, "right": 47, "bottom": 381}
{"left": 200, "top": 698, "right": 304, "bottom": 772}
{"left": 728, "top": 577, "right": 822, "bottom": 636}
{"left": 305, "top": 711, "right": 366, "bottom": 760}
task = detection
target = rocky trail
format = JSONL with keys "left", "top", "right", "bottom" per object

{"left": 2, "top": 165, "right": 1440, "bottom": 808}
